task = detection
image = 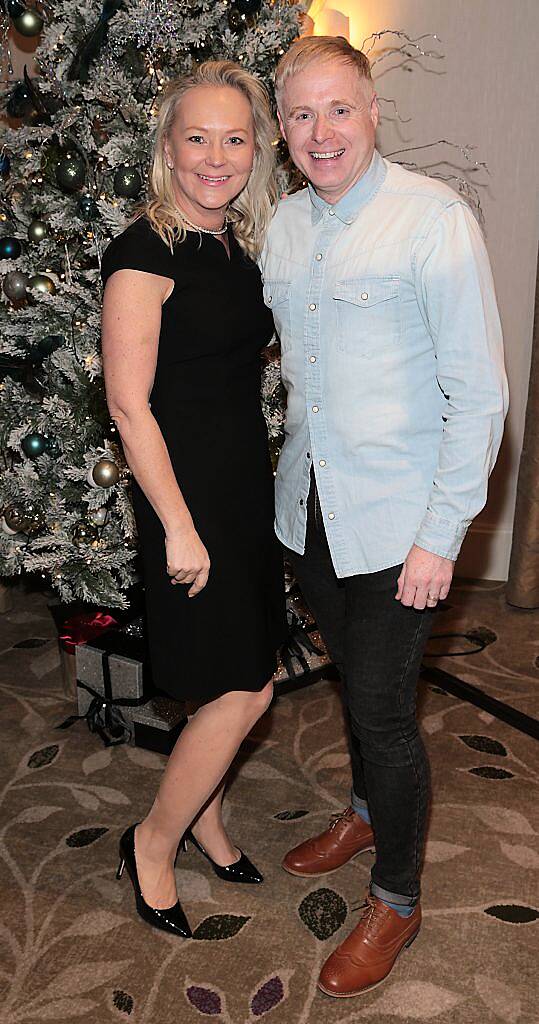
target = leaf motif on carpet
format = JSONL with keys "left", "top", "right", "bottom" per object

{"left": 298, "top": 888, "right": 348, "bottom": 941}
{"left": 192, "top": 914, "right": 251, "bottom": 941}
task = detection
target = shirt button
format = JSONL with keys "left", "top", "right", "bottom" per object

{"left": 328, "top": 512, "right": 335, "bottom": 520}
{"left": 315, "top": 253, "right": 323, "bottom": 261}
{"left": 306, "top": 452, "right": 311, "bottom": 459}
{"left": 309, "top": 355, "right": 317, "bottom": 363}
{"left": 319, "top": 459, "right": 326, "bottom": 467}
{"left": 267, "top": 295, "right": 273, "bottom": 304}
{"left": 361, "top": 292, "right": 369, "bottom": 300}
{"left": 299, "top": 499, "right": 304, "bottom": 506}
{"left": 312, "top": 405, "right": 319, "bottom": 413}
{"left": 309, "top": 303, "right": 317, "bottom": 311}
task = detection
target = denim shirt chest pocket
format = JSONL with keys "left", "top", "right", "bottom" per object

{"left": 333, "top": 276, "right": 401, "bottom": 357}
{"left": 263, "top": 279, "right": 292, "bottom": 352}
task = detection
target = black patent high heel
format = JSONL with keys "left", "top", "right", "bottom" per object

{"left": 116, "top": 823, "right": 192, "bottom": 937}
{"left": 181, "top": 829, "right": 263, "bottom": 884}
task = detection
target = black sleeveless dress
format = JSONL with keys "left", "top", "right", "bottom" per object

{"left": 101, "top": 216, "right": 286, "bottom": 701}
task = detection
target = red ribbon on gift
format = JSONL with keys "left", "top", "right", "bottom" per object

{"left": 59, "top": 611, "right": 118, "bottom": 654}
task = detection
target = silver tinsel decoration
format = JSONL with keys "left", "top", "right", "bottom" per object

{"left": 129, "top": 0, "right": 182, "bottom": 52}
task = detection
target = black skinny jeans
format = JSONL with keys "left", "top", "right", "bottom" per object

{"left": 286, "top": 476, "right": 433, "bottom": 905}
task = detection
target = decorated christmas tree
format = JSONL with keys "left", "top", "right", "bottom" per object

{"left": 0, "top": 0, "right": 303, "bottom": 607}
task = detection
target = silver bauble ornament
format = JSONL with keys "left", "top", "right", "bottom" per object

{"left": 27, "top": 219, "right": 48, "bottom": 243}
{"left": 3, "top": 508, "right": 27, "bottom": 533}
{"left": 3, "top": 270, "right": 29, "bottom": 301}
{"left": 90, "top": 507, "right": 108, "bottom": 526}
{"left": 3, "top": 504, "right": 43, "bottom": 534}
{"left": 28, "top": 273, "right": 56, "bottom": 295}
{"left": 12, "top": 8, "right": 44, "bottom": 36}
{"left": 1, "top": 515, "right": 20, "bottom": 535}
{"left": 87, "top": 459, "right": 120, "bottom": 488}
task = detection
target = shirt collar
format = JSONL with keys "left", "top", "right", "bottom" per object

{"left": 309, "top": 149, "right": 387, "bottom": 226}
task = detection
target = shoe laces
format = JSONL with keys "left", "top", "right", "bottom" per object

{"left": 350, "top": 895, "right": 387, "bottom": 938}
{"left": 328, "top": 807, "right": 355, "bottom": 831}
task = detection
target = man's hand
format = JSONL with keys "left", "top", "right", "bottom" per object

{"left": 396, "top": 545, "right": 454, "bottom": 609}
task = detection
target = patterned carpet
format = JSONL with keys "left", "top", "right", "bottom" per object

{"left": 0, "top": 582, "right": 537, "bottom": 1024}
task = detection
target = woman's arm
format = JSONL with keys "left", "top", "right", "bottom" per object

{"left": 101, "top": 269, "right": 210, "bottom": 596}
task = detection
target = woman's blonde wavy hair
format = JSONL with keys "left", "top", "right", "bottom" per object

{"left": 141, "top": 61, "right": 278, "bottom": 260}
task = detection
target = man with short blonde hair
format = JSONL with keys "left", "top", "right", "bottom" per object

{"left": 274, "top": 34, "right": 373, "bottom": 107}
{"left": 262, "top": 35, "right": 507, "bottom": 998}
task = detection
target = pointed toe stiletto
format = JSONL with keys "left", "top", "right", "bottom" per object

{"left": 116, "top": 823, "right": 192, "bottom": 937}
{"left": 182, "top": 829, "right": 264, "bottom": 884}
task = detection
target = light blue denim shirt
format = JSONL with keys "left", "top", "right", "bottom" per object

{"left": 260, "top": 150, "right": 508, "bottom": 577}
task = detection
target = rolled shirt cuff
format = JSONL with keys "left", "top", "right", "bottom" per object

{"left": 414, "top": 509, "right": 469, "bottom": 562}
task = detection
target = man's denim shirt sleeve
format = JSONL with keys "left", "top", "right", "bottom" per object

{"left": 412, "top": 202, "right": 508, "bottom": 560}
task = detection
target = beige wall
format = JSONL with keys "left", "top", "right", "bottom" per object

{"left": 309, "top": 0, "right": 539, "bottom": 579}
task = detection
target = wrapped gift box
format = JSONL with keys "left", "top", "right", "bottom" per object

{"left": 74, "top": 618, "right": 186, "bottom": 753}
{"left": 76, "top": 617, "right": 149, "bottom": 716}
{"left": 274, "top": 586, "right": 337, "bottom": 694}
{"left": 130, "top": 695, "right": 186, "bottom": 755}
{"left": 49, "top": 603, "right": 119, "bottom": 701}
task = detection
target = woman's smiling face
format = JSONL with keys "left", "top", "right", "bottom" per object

{"left": 165, "top": 85, "right": 255, "bottom": 224}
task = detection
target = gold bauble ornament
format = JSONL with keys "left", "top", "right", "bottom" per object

{"left": 27, "top": 219, "right": 48, "bottom": 243}
{"left": 28, "top": 273, "right": 56, "bottom": 295}
{"left": 12, "top": 8, "right": 44, "bottom": 36}
{"left": 88, "top": 459, "right": 120, "bottom": 488}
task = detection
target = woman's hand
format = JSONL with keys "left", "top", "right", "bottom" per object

{"left": 165, "top": 527, "right": 210, "bottom": 597}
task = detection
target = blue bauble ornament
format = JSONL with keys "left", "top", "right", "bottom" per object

{"left": 37, "top": 334, "right": 65, "bottom": 356}
{"left": 0, "top": 236, "right": 22, "bottom": 260}
{"left": 21, "top": 432, "right": 47, "bottom": 458}
{"left": 0, "top": 153, "right": 10, "bottom": 176}
{"left": 78, "top": 194, "right": 98, "bottom": 220}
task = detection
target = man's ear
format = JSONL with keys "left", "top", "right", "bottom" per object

{"left": 370, "top": 94, "right": 380, "bottom": 132}
{"left": 277, "top": 109, "right": 287, "bottom": 142}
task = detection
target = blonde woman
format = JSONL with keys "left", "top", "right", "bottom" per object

{"left": 101, "top": 62, "right": 287, "bottom": 937}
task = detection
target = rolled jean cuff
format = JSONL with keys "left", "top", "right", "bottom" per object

{"left": 350, "top": 788, "right": 369, "bottom": 815}
{"left": 370, "top": 881, "right": 419, "bottom": 907}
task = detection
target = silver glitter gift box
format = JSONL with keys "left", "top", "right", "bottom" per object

{"left": 76, "top": 617, "right": 148, "bottom": 716}
{"left": 75, "top": 618, "right": 185, "bottom": 752}
{"left": 130, "top": 695, "right": 186, "bottom": 755}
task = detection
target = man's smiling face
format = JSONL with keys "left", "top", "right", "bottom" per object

{"left": 278, "top": 61, "right": 379, "bottom": 204}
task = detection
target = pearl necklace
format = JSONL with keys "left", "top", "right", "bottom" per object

{"left": 180, "top": 212, "right": 228, "bottom": 236}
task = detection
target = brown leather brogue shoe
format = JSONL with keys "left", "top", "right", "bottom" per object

{"left": 282, "top": 807, "right": 375, "bottom": 877}
{"left": 318, "top": 895, "right": 421, "bottom": 998}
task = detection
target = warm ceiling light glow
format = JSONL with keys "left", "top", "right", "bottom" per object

{"left": 314, "top": 8, "right": 350, "bottom": 40}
